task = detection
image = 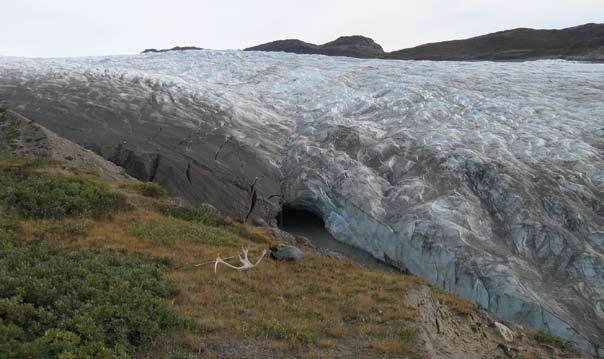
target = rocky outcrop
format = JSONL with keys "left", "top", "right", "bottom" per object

{"left": 142, "top": 46, "right": 204, "bottom": 54}
{"left": 405, "top": 285, "right": 580, "bottom": 359}
{"left": 246, "top": 23, "right": 604, "bottom": 62}
{"left": 389, "top": 23, "right": 604, "bottom": 61}
{"left": 0, "top": 110, "right": 131, "bottom": 180}
{"left": 0, "top": 51, "right": 602, "bottom": 356}
{"left": 246, "top": 35, "right": 385, "bottom": 58}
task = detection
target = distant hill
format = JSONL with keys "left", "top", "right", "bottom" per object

{"left": 141, "top": 46, "right": 204, "bottom": 54}
{"left": 390, "top": 23, "right": 604, "bottom": 61}
{"left": 245, "top": 23, "right": 604, "bottom": 62}
{"left": 245, "top": 35, "right": 385, "bottom": 58}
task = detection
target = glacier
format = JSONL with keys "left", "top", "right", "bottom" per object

{"left": 0, "top": 51, "right": 603, "bottom": 356}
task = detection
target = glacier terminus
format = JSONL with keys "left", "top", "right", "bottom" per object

{"left": 0, "top": 51, "right": 603, "bottom": 356}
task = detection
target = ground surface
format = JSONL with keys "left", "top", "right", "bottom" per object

{"left": 0, "top": 147, "right": 583, "bottom": 357}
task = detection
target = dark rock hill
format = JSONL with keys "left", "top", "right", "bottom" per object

{"left": 390, "top": 23, "right": 604, "bottom": 61}
{"left": 245, "top": 23, "right": 604, "bottom": 62}
{"left": 142, "top": 46, "right": 204, "bottom": 54}
{"left": 245, "top": 35, "right": 385, "bottom": 58}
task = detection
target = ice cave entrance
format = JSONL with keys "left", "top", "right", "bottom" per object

{"left": 276, "top": 205, "right": 394, "bottom": 271}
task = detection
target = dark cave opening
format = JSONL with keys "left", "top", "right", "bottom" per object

{"left": 276, "top": 206, "right": 327, "bottom": 238}
{"left": 276, "top": 205, "right": 394, "bottom": 271}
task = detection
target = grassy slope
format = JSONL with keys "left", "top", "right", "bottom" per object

{"left": 0, "top": 154, "right": 582, "bottom": 358}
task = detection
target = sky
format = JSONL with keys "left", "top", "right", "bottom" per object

{"left": 2, "top": 0, "right": 603, "bottom": 57}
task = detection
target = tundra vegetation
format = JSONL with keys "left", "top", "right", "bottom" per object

{"left": 0, "top": 154, "right": 580, "bottom": 358}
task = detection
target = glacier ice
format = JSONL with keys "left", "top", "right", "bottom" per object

{"left": 0, "top": 51, "right": 603, "bottom": 356}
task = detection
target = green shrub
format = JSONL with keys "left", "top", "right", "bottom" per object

{"left": 0, "top": 241, "right": 179, "bottom": 358}
{"left": 429, "top": 284, "right": 474, "bottom": 315}
{"left": 31, "top": 220, "right": 88, "bottom": 241}
{"left": 126, "top": 217, "right": 240, "bottom": 247}
{"left": 0, "top": 169, "right": 129, "bottom": 219}
{"left": 245, "top": 319, "right": 317, "bottom": 345}
{"left": 0, "top": 154, "right": 60, "bottom": 171}
{"left": 156, "top": 204, "right": 266, "bottom": 243}
{"left": 227, "top": 224, "right": 268, "bottom": 244}
{"left": 532, "top": 330, "right": 577, "bottom": 352}
{"left": 128, "top": 182, "right": 168, "bottom": 198}
{"left": 0, "top": 209, "right": 20, "bottom": 249}
{"left": 399, "top": 327, "right": 420, "bottom": 340}
{"left": 155, "top": 204, "right": 230, "bottom": 227}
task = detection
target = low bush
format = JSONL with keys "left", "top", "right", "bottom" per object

{"left": 156, "top": 204, "right": 266, "bottom": 243}
{"left": 0, "top": 167, "right": 129, "bottom": 219}
{"left": 430, "top": 284, "right": 474, "bottom": 315}
{"left": 126, "top": 217, "right": 240, "bottom": 247}
{"left": 127, "top": 182, "right": 168, "bottom": 198}
{"left": 31, "top": 220, "right": 88, "bottom": 241}
{"left": 532, "top": 330, "right": 577, "bottom": 352}
{"left": 0, "top": 241, "right": 179, "bottom": 358}
{"left": 0, "top": 208, "right": 20, "bottom": 249}
{"left": 245, "top": 319, "right": 317, "bottom": 346}
{"left": 0, "top": 154, "right": 60, "bottom": 171}
{"left": 155, "top": 204, "right": 230, "bottom": 227}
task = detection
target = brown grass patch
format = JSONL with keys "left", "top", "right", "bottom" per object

{"left": 430, "top": 284, "right": 475, "bottom": 315}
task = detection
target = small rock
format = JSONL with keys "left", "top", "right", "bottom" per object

{"left": 271, "top": 228, "right": 297, "bottom": 244}
{"left": 271, "top": 244, "right": 304, "bottom": 261}
{"left": 294, "top": 235, "right": 314, "bottom": 247}
{"left": 319, "top": 248, "right": 347, "bottom": 260}
{"left": 252, "top": 217, "right": 268, "bottom": 227}
{"left": 200, "top": 202, "right": 218, "bottom": 212}
{"left": 494, "top": 322, "right": 515, "bottom": 342}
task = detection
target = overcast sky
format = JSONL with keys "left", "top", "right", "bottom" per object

{"left": 2, "top": 0, "right": 603, "bottom": 57}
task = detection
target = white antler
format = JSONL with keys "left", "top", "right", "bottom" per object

{"left": 213, "top": 247, "right": 267, "bottom": 273}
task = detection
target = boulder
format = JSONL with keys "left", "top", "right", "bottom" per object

{"left": 270, "top": 244, "right": 304, "bottom": 262}
{"left": 252, "top": 217, "right": 268, "bottom": 227}
{"left": 494, "top": 322, "right": 515, "bottom": 343}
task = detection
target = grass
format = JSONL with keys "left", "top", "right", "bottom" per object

{"left": 99, "top": 217, "right": 428, "bottom": 357}
{"left": 370, "top": 326, "right": 423, "bottom": 357}
{"left": 155, "top": 203, "right": 231, "bottom": 227}
{"left": 532, "top": 330, "right": 578, "bottom": 353}
{"left": 126, "top": 182, "right": 168, "bottom": 198}
{"left": 244, "top": 319, "right": 318, "bottom": 345}
{"left": 55, "top": 205, "right": 428, "bottom": 357}
{"left": 0, "top": 155, "right": 129, "bottom": 219}
{"left": 0, "top": 155, "right": 60, "bottom": 171}
{"left": 126, "top": 217, "right": 241, "bottom": 247}
{"left": 29, "top": 219, "right": 89, "bottom": 242}
{"left": 0, "top": 115, "right": 21, "bottom": 147}
{"left": 0, "top": 155, "right": 178, "bottom": 358}
{"left": 0, "top": 211, "right": 20, "bottom": 249}
{"left": 0, "top": 240, "right": 179, "bottom": 358}
{"left": 430, "top": 284, "right": 475, "bottom": 315}
{"left": 156, "top": 204, "right": 267, "bottom": 243}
